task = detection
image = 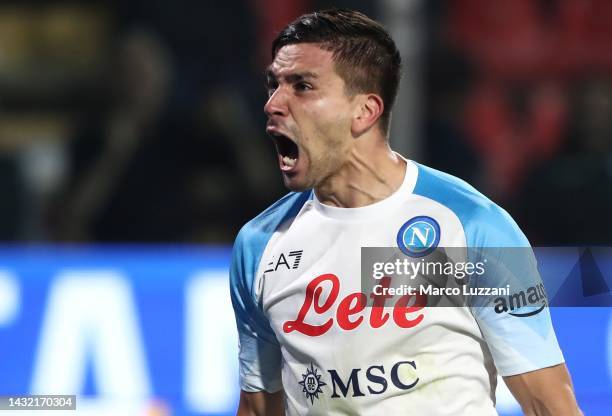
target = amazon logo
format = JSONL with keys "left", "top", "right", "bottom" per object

{"left": 493, "top": 282, "right": 548, "bottom": 317}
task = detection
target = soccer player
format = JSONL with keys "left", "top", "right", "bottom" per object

{"left": 230, "top": 9, "right": 581, "bottom": 415}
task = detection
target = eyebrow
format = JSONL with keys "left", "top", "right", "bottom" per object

{"left": 265, "top": 68, "right": 319, "bottom": 85}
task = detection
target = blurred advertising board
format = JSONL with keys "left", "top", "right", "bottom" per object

{"left": 0, "top": 246, "right": 609, "bottom": 415}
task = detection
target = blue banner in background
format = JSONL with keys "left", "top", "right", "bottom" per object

{"left": 0, "top": 246, "right": 610, "bottom": 415}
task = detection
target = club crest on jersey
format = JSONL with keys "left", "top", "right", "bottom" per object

{"left": 397, "top": 216, "right": 440, "bottom": 257}
{"left": 299, "top": 363, "right": 327, "bottom": 404}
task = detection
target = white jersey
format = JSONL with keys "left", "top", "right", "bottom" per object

{"left": 230, "top": 159, "right": 563, "bottom": 415}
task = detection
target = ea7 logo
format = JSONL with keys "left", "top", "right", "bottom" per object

{"left": 264, "top": 250, "right": 304, "bottom": 273}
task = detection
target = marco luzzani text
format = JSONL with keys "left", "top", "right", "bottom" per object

{"left": 371, "top": 258, "right": 510, "bottom": 297}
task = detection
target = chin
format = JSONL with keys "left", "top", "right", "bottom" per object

{"left": 283, "top": 182, "right": 310, "bottom": 192}
{"left": 282, "top": 175, "right": 312, "bottom": 192}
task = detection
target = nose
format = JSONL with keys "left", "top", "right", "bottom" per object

{"left": 264, "top": 87, "right": 288, "bottom": 117}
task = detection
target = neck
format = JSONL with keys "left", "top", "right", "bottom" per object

{"left": 314, "top": 138, "right": 406, "bottom": 208}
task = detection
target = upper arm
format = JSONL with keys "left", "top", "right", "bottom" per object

{"left": 230, "top": 227, "right": 283, "bottom": 392}
{"left": 469, "top": 245, "right": 565, "bottom": 375}
{"left": 503, "top": 364, "right": 581, "bottom": 416}
{"left": 237, "top": 389, "right": 284, "bottom": 416}
{"left": 467, "top": 206, "right": 565, "bottom": 375}
{"left": 465, "top": 209, "right": 578, "bottom": 412}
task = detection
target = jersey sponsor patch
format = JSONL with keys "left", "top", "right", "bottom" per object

{"left": 299, "top": 363, "right": 327, "bottom": 404}
{"left": 297, "top": 360, "right": 419, "bottom": 405}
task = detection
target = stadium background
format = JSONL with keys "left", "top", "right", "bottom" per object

{"left": 0, "top": 0, "right": 610, "bottom": 414}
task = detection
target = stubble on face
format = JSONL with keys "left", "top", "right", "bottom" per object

{"left": 299, "top": 117, "right": 351, "bottom": 190}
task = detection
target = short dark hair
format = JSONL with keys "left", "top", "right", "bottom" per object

{"left": 272, "top": 9, "right": 402, "bottom": 135}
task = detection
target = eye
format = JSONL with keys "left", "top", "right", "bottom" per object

{"left": 294, "top": 82, "right": 312, "bottom": 92}
{"left": 266, "top": 81, "right": 278, "bottom": 97}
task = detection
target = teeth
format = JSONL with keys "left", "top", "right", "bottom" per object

{"left": 282, "top": 156, "right": 297, "bottom": 167}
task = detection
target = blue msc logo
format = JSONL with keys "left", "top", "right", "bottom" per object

{"left": 397, "top": 216, "right": 441, "bottom": 257}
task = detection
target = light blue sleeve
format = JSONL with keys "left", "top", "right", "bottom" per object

{"left": 465, "top": 206, "right": 565, "bottom": 376}
{"left": 413, "top": 163, "right": 564, "bottom": 376}
{"left": 230, "top": 191, "right": 311, "bottom": 392}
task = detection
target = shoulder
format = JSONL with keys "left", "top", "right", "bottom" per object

{"left": 412, "top": 162, "right": 529, "bottom": 247}
{"left": 234, "top": 190, "right": 312, "bottom": 251}
{"left": 232, "top": 190, "right": 313, "bottom": 277}
{"left": 230, "top": 191, "right": 313, "bottom": 340}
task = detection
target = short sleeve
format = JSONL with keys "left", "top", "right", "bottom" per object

{"left": 411, "top": 163, "right": 565, "bottom": 376}
{"left": 467, "top": 206, "right": 565, "bottom": 376}
{"left": 230, "top": 226, "right": 283, "bottom": 392}
{"left": 229, "top": 191, "right": 311, "bottom": 391}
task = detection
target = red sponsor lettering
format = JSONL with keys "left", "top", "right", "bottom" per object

{"left": 282, "top": 274, "right": 338, "bottom": 336}
{"left": 370, "top": 276, "right": 393, "bottom": 328}
{"left": 393, "top": 293, "right": 425, "bottom": 328}
{"left": 337, "top": 292, "right": 367, "bottom": 330}
{"left": 283, "top": 274, "right": 426, "bottom": 336}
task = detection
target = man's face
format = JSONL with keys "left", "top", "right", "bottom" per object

{"left": 265, "top": 43, "right": 357, "bottom": 191}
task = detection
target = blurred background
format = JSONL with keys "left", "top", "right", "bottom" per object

{"left": 0, "top": 0, "right": 610, "bottom": 415}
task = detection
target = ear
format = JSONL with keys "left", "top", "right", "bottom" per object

{"left": 351, "top": 94, "right": 384, "bottom": 136}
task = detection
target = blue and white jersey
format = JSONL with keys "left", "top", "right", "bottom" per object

{"left": 230, "top": 159, "right": 563, "bottom": 415}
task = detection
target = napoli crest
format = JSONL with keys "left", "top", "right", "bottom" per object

{"left": 397, "top": 216, "right": 441, "bottom": 257}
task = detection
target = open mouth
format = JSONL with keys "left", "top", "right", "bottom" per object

{"left": 269, "top": 132, "right": 299, "bottom": 171}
